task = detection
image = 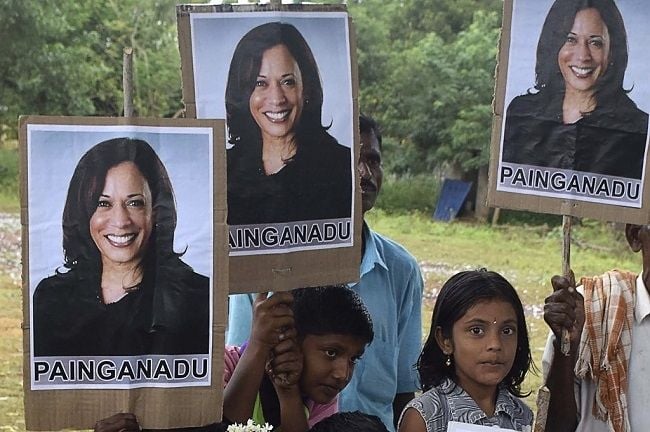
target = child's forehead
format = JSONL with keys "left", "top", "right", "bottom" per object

{"left": 302, "top": 333, "right": 366, "bottom": 350}
{"left": 459, "top": 299, "right": 518, "bottom": 322}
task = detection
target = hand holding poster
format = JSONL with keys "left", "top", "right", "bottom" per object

{"left": 21, "top": 116, "right": 227, "bottom": 430}
{"left": 178, "top": 4, "right": 361, "bottom": 292}
{"left": 489, "top": 0, "right": 650, "bottom": 224}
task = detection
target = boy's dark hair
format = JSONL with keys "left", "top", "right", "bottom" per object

{"left": 307, "top": 411, "right": 388, "bottom": 432}
{"left": 418, "top": 269, "right": 533, "bottom": 397}
{"left": 292, "top": 285, "right": 374, "bottom": 345}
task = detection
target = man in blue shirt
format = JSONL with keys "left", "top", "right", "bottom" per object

{"left": 226, "top": 114, "right": 423, "bottom": 431}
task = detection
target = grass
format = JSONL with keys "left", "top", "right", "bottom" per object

{"left": 0, "top": 210, "right": 641, "bottom": 429}
{"left": 0, "top": 274, "right": 24, "bottom": 431}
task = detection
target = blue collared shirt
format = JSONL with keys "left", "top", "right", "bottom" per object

{"left": 338, "top": 225, "right": 423, "bottom": 432}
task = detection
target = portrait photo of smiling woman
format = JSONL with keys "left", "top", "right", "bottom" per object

{"left": 181, "top": 9, "right": 355, "bottom": 233}
{"left": 27, "top": 124, "right": 215, "bottom": 360}
{"left": 501, "top": 0, "right": 649, "bottom": 180}
{"left": 225, "top": 22, "right": 352, "bottom": 225}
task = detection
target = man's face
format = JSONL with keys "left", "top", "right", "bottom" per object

{"left": 358, "top": 130, "right": 383, "bottom": 214}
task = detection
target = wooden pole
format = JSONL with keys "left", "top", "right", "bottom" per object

{"left": 491, "top": 207, "right": 501, "bottom": 226}
{"left": 560, "top": 214, "right": 572, "bottom": 355}
{"left": 534, "top": 214, "right": 573, "bottom": 431}
{"left": 123, "top": 47, "right": 134, "bottom": 118}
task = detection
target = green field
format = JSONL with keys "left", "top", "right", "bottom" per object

{"left": 0, "top": 211, "right": 640, "bottom": 429}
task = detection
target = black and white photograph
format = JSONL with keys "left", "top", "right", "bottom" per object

{"left": 26, "top": 121, "right": 215, "bottom": 390}
{"left": 496, "top": 0, "right": 650, "bottom": 208}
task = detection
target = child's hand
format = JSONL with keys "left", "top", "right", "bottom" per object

{"left": 267, "top": 337, "right": 303, "bottom": 391}
{"left": 94, "top": 413, "right": 140, "bottom": 432}
{"left": 250, "top": 291, "right": 295, "bottom": 351}
{"left": 544, "top": 274, "right": 585, "bottom": 353}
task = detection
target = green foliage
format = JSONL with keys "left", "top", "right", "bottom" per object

{"left": 375, "top": 174, "right": 441, "bottom": 214}
{"left": 0, "top": 146, "right": 19, "bottom": 211}
{"left": 0, "top": 0, "right": 184, "bottom": 138}
{"left": 349, "top": 0, "right": 503, "bottom": 175}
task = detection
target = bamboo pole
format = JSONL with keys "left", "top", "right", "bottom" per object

{"left": 123, "top": 47, "right": 134, "bottom": 118}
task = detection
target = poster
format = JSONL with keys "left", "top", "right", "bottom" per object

{"left": 21, "top": 116, "right": 228, "bottom": 430}
{"left": 488, "top": 0, "right": 650, "bottom": 224}
{"left": 178, "top": 4, "right": 361, "bottom": 293}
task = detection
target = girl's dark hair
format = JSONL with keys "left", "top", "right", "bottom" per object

{"left": 291, "top": 285, "right": 374, "bottom": 345}
{"left": 62, "top": 137, "right": 177, "bottom": 274}
{"left": 418, "top": 269, "right": 532, "bottom": 397}
{"left": 225, "top": 22, "right": 327, "bottom": 147}
{"left": 534, "top": 0, "right": 629, "bottom": 104}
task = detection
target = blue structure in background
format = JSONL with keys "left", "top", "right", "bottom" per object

{"left": 433, "top": 179, "right": 472, "bottom": 222}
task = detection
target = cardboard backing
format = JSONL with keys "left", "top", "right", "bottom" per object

{"left": 20, "top": 116, "right": 228, "bottom": 430}
{"left": 488, "top": 0, "right": 650, "bottom": 224}
{"left": 177, "top": 3, "right": 361, "bottom": 294}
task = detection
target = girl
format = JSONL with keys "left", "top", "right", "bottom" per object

{"left": 398, "top": 269, "right": 534, "bottom": 432}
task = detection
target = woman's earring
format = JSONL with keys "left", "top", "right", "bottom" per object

{"left": 304, "top": 98, "right": 310, "bottom": 105}
{"left": 445, "top": 353, "right": 452, "bottom": 367}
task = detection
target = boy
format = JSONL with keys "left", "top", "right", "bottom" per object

{"left": 223, "top": 285, "right": 374, "bottom": 432}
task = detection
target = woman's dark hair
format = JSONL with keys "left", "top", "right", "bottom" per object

{"left": 62, "top": 137, "right": 177, "bottom": 272}
{"left": 291, "top": 285, "right": 374, "bottom": 345}
{"left": 418, "top": 269, "right": 532, "bottom": 397}
{"left": 225, "top": 22, "right": 326, "bottom": 147}
{"left": 535, "top": 0, "right": 629, "bottom": 104}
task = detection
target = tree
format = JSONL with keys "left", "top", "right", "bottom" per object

{"left": 349, "top": 0, "right": 503, "bottom": 175}
{"left": 0, "top": 0, "right": 184, "bottom": 139}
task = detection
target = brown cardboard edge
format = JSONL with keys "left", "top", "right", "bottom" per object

{"left": 227, "top": 7, "right": 361, "bottom": 293}
{"left": 486, "top": 1, "right": 650, "bottom": 225}
{"left": 177, "top": 8, "right": 196, "bottom": 119}
{"left": 487, "top": 0, "right": 512, "bottom": 208}
{"left": 177, "top": 3, "right": 347, "bottom": 14}
{"left": 21, "top": 116, "right": 227, "bottom": 430}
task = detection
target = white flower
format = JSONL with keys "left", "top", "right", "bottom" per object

{"left": 226, "top": 419, "right": 273, "bottom": 432}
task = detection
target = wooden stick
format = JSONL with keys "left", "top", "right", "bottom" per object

{"left": 533, "top": 386, "right": 550, "bottom": 432}
{"left": 535, "top": 216, "right": 573, "bottom": 431}
{"left": 123, "top": 47, "right": 134, "bottom": 118}
{"left": 561, "top": 215, "right": 572, "bottom": 356}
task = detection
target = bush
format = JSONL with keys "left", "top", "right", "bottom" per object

{"left": 375, "top": 173, "right": 440, "bottom": 214}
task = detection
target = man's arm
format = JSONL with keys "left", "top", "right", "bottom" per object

{"left": 543, "top": 275, "right": 584, "bottom": 432}
{"left": 545, "top": 342, "right": 579, "bottom": 432}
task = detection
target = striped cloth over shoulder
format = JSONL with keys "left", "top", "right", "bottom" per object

{"left": 575, "top": 270, "right": 636, "bottom": 432}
